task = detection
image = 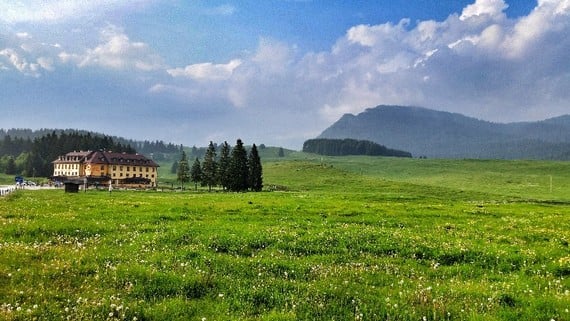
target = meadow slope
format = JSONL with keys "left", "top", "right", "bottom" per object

{"left": 0, "top": 157, "right": 569, "bottom": 320}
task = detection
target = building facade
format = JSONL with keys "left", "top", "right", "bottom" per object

{"left": 53, "top": 151, "right": 159, "bottom": 187}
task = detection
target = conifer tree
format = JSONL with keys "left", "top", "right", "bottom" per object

{"left": 170, "top": 161, "right": 178, "bottom": 174}
{"left": 228, "top": 139, "right": 249, "bottom": 192}
{"left": 190, "top": 157, "right": 202, "bottom": 190}
{"left": 248, "top": 144, "right": 263, "bottom": 192}
{"left": 177, "top": 151, "right": 190, "bottom": 190}
{"left": 5, "top": 157, "right": 17, "bottom": 175}
{"left": 218, "top": 141, "right": 231, "bottom": 190}
{"left": 202, "top": 141, "right": 218, "bottom": 192}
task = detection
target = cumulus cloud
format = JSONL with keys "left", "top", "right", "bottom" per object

{"left": 0, "top": 32, "right": 61, "bottom": 76}
{"left": 1, "top": 25, "right": 163, "bottom": 76}
{"left": 460, "top": 0, "right": 509, "bottom": 21}
{"left": 156, "top": 0, "right": 570, "bottom": 132}
{"left": 310, "top": 0, "right": 570, "bottom": 122}
{"left": 0, "top": 48, "right": 38, "bottom": 76}
{"left": 502, "top": 0, "right": 570, "bottom": 58}
{"left": 62, "top": 25, "right": 163, "bottom": 71}
{"left": 167, "top": 59, "right": 242, "bottom": 81}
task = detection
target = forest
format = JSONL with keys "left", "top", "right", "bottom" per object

{"left": 0, "top": 129, "right": 180, "bottom": 177}
{"left": 303, "top": 138, "right": 412, "bottom": 157}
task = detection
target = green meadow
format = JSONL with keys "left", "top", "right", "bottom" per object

{"left": 1, "top": 156, "right": 569, "bottom": 320}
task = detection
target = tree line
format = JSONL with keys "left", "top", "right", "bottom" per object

{"left": 176, "top": 139, "right": 263, "bottom": 192}
{"left": 302, "top": 138, "right": 412, "bottom": 157}
{"left": 0, "top": 131, "right": 135, "bottom": 177}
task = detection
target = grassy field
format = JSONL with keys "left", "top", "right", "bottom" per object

{"left": 1, "top": 157, "right": 569, "bottom": 320}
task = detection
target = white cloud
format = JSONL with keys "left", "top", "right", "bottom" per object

{"left": 167, "top": 59, "right": 242, "bottom": 81}
{"left": 307, "top": 0, "right": 570, "bottom": 122}
{"left": 460, "top": 0, "right": 508, "bottom": 21}
{"left": 67, "top": 25, "right": 163, "bottom": 71}
{"left": 2, "top": 24, "right": 164, "bottom": 77}
{"left": 251, "top": 38, "right": 296, "bottom": 75}
{"left": 16, "top": 32, "right": 31, "bottom": 39}
{"left": 36, "top": 57, "right": 55, "bottom": 71}
{"left": 346, "top": 19, "right": 409, "bottom": 48}
{"left": 0, "top": 30, "right": 63, "bottom": 76}
{"left": 502, "top": 0, "right": 570, "bottom": 58}
{"left": 0, "top": 48, "right": 42, "bottom": 77}
{"left": 156, "top": 0, "right": 570, "bottom": 128}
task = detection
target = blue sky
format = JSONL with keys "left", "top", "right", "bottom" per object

{"left": 0, "top": 0, "right": 568, "bottom": 149}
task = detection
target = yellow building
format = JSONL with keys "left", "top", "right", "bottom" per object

{"left": 53, "top": 151, "right": 159, "bottom": 187}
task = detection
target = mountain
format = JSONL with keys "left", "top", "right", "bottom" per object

{"left": 318, "top": 105, "right": 570, "bottom": 160}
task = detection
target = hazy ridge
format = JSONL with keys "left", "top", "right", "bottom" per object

{"left": 318, "top": 105, "right": 570, "bottom": 160}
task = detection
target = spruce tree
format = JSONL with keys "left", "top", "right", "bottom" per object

{"left": 248, "top": 144, "right": 263, "bottom": 192}
{"left": 218, "top": 141, "right": 231, "bottom": 190}
{"left": 228, "top": 139, "right": 249, "bottom": 192}
{"left": 190, "top": 157, "right": 202, "bottom": 190}
{"left": 170, "top": 161, "right": 178, "bottom": 174}
{"left": 177, "top": 151, "right": 190, "bottom": 190}
{"left": 202, "top": 141, "right": 218, "bottom": 192}
{"left": 5, "top": 157, "right": 17, "bottom": 175}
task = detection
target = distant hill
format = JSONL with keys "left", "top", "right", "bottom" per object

{"left": 318, "top": 105, "right": 570, "bottom": 160}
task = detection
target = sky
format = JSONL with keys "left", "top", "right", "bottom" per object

{"left": 0, "top": 0, "right": 568, "bottom": 149}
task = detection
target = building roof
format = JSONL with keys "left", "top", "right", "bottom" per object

{"left": 85, "top": 151, "right": 159, "bottom": 167}
{"left": 52, "top": 151, "right": 92, "bottom": 163}
{"left": 53, "top": 150, "right": 159, "bottom": 167}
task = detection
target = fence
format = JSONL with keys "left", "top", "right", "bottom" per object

{"left": 0, "top": 186, "right": 16, "bottom": 197}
